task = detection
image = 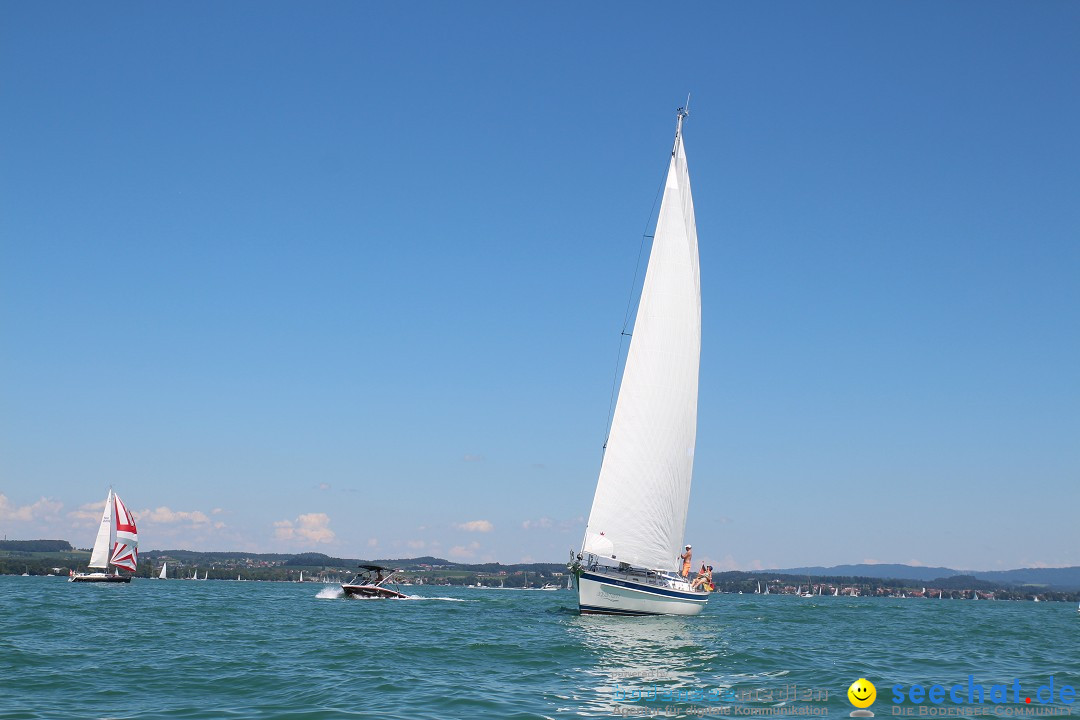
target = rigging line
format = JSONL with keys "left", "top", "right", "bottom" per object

{"left": 601, "top": 165, "right": 669, "bottom": 452}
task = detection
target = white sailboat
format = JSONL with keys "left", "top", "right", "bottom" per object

{"left": 70, "top": 489, "right": 138, "bottom": 584}
{"left": 158, "top": 562, "right": 168, "bottom": 579}
{"left": 569, "top": 105, "right": 708, "bottom": 616}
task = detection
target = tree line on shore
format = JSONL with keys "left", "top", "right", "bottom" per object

{"left": 3, "top": 544, "right": 1078, "bottom": 601}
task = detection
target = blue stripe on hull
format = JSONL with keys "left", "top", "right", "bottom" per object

{"left": 579, "top": 603, "right": 658, "bottom": 616}
{"left": 579, "top": 571, "right": 708, "bottom": 602}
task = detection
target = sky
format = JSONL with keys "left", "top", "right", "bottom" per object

{"left": 1, "top": 2, "right": 1077, "bottom": 571}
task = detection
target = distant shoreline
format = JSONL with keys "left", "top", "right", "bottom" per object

{"left": 2, "top": 543, "right": 1078, "bottom": 599}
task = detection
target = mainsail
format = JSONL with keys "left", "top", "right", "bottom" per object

{"left": 88, "top": 490, "right": 116, "bottom": 569}
{"left": 582, "top": 111, "right": 701, "bottom": 572}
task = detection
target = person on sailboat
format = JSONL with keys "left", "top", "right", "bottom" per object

{"left": 691, "top": 565, "right": 713, "bottom": 592}
{"left": 680, "top": 545, "right": 693, "bottom": 577}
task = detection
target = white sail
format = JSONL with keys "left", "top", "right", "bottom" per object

{"left": 159, "top": 562, "right": 167, "bottom": 579}
{"left": 88, "top": 490, "right": 115, "bottom": 569}
{"left": 582, "top": 113, "right": 700, "bottom": 573}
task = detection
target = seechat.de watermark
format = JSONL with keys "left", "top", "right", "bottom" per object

{"left": 890, "top": 676, "right": 1075, "bottom": 708}
{"left": 844, "top": 676, "right": 1075, "bottom": 717}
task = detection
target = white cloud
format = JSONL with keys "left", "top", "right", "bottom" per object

{"left": 522, "top": 517, "right": 553, "bottom": 530}
{"left": 449, "top": 541, "right": 480, "bottom": 559}
{"left": 141, "top": 507, "right": 211, "bottom": 525}
{"left": 67, "top": 501, "right": 106, "bottom": 528}
{"left": 274, "top": 513, "right": 335, "bottom": 544}
{"left": 317, "top": 483, "right": 331, "bottom": 491}
{"left": 367, "top": 537, "right": 378, "bottom": 548}
{"left": 406, "top": 539, "right": 426, "bottom": 549}
{"left": 0, "top": 494, "right": 62, "bottom": 522}
{"left": 455, "top": 520, "right": 493, "bottom": 533}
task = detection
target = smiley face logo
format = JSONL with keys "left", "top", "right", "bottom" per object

{"left": 847, "top": 678, "right": 877, "bottom": 709}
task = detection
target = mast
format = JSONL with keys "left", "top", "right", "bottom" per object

{"left": 581, "top": 106, "right": 701, "bottom": 572}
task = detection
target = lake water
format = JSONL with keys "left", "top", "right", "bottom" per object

{"left": 1, "top": 576, "right": 1076, "bottom": 719}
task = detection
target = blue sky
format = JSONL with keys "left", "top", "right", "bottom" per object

{"left": 2, "top": 2, "right": 1077, "bottom": 570}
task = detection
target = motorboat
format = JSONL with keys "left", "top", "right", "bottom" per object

{"left": 341, "top": 564, "right": 408, "bottom": 599}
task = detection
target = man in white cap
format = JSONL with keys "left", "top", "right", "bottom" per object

{"left": 680, "top": 545, "right": 693, "bottom": 578}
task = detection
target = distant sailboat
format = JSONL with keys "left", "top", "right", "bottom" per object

{"left": 158, "top": 562, "right": 168, "bottom": 579}
{"left": 70, "top": 489, "right": 138, "bottom": 584}
{"left": 569, "top": 104, "right": 707, "bottom": 617}
{"left": 203, "top": 571, "right": 208, "bottom": 581}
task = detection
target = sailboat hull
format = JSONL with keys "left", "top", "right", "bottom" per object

{"left": 70, "top": 573, "right": 131, "bottom": 583}
{"left": 576, "top": 568, "right": 708, "bottom": 616}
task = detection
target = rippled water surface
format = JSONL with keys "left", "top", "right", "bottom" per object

{"left": 1, "top": 577, "right": 1076, "bottom": 719}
